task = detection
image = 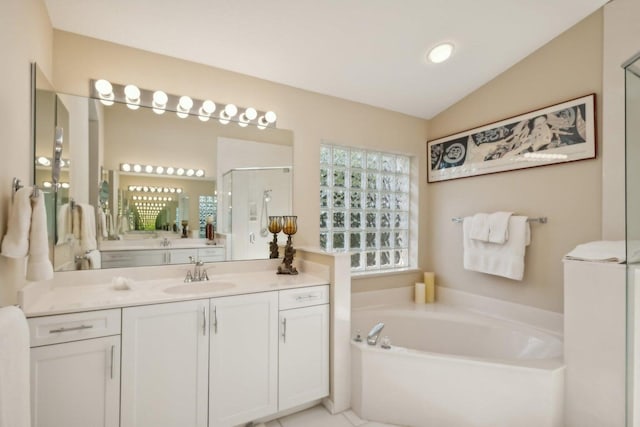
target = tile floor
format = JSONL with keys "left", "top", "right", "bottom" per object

{"left": 264, "top": 405, "right": 404, "bottom": 427}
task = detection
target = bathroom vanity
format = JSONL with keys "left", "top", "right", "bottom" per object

{"left": 23, "top": 267, "right": 330, "bottom": 427}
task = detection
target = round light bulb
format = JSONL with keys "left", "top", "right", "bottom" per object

{"left": 178, "top": 96, "right": 193, "bottom": 111}
{"left": 166, "top": 167, "right": 175, "bottom": 175}
{"left": 136, "top": 186, "right": 142, "bottom": 191}
{"left": 156, "top": 166, "right": 164, "bottom": 174}
{"left": 224, "top": 104, "right": 238, "bottom": 117}
{"left": 176, "top": 188, "right": 183, "bottom": 194}
{"left": 94, "top": 79, "right": 113, "bottom": 96}
{"left": 124, "top": 84, "right": 140, "bottom": 100}
{"left": 133, "top": 164, "right": 142, "bottom": 173}
{"left": 264, "top": 111, "right": 277, "bottom": 123}
{"left": 128, "top": 185, "right": 135, "bottom": 191}
{"left": 121, "top": 163, "right": 131, "bottom": 172}
{"left": 61, "top": 182, "right": 70, "bottom": 189}
{"left": 169, "top": 188, "right": 176, "bottom": 193}
{"left": 186, "top": 169, "right": 195, "bottom": 177}
{"left": 244, "top": 107, "right": 258, "bottom": 121}
{"left": 37, "top": 156, "right": 51, "bottom": 166}
{"left": 43, "top": 181, "right": 52, "bottom": 188}
{"left": 153, "top": 90, "right": 168, "bottom": 106}
{"left": 176, "top": 111, "right": 189, "bottom": 119}
{"left": 145, "top": 165, "right": 153, "bottom": 173}
{"left": 201, "top": 100, "right": 216, "bottom": 115}
{"left": 195, "top": 169, "right": 204, "bottom": 177}
{"left": 427, "top": 43, "right": 454, "bottom": 64}
{"left": 198, "top": 115, "right": 210, "bottom": 122}
{"left": 176, "top": 168, "right": 185, "bottom": 176}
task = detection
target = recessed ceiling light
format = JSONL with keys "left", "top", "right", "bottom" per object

{"left": 427, "top": 43, "right": 454, "bottom": 64}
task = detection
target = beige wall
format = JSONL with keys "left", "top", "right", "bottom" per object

{"left": 427, "top": 11, "right": 603, "bottom": 312}
{"left": 0, "top": 0, "right": 53, "bottom": 306}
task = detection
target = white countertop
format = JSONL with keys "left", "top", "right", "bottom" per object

{"left": 23, "top": 270, "right": 328, "bottom": 317}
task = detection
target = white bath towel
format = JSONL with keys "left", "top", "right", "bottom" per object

{"left": 463, "top": 216, "right": 531, "bottom": 280}
{"left": 0, "top": 306, "right": 31, "bottom": 427}
{"left": 26, "top": 192, "right": 54, "bottom": 281}
{"left": 469, "top": 213, "right": 490, "bottom": 241}
{"left": 1, "top": 188, "right": 32, "bottom": 258}
{"left": 77, "top": 203, "right": 97, "bottom": 252}
{"left": 487, "top": 211, "right": 513, "bottom": 244}
{"left": 564, "top": 241, "right": 630, "bottom": 263}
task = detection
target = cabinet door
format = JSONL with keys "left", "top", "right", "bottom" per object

{"left": 101, "top": 250, "right": 165, "bottom": 268}
{"left": 279, "top": 304, "right": 330, "bottom": 411}
{"left": 121, "top": 300, "right": 209, "bottom": 427}
{"left": 30, "top": 335, "right": 120, "bottom": 427}
{"left": 210, "top": 292, "right": 278, "bottom": 427}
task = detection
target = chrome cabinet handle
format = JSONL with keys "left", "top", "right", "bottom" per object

{"left": 213, "top": 306, "right": 218, "bottom": 334}
{"left": 49, "top": 324, "right": 94, "bottom": 334}
{"left": 295, "top": 294, "right": 320, "bottom": 301}
{"left": 282, "top": 318, "right": 287, "bottom": 343}
{"left": 110, "top": 345, "right": 115, "bottom": 379}
{"left": 202, "top": 307, "right": 206, "bottom": 336}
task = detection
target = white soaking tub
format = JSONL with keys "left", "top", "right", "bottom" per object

{"left": 351, "top": 304, "right": 565, "bottom": 427}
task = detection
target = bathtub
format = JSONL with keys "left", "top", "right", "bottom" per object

{"left": 351, "top": 303, "right": 565, "bottom": 427}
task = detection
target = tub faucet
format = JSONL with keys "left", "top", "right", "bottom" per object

{"left": 367, "top": 322, "right": 385, "bottom": 345}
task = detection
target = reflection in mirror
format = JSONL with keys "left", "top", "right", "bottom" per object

{"left": 33, "top": 71, "right": 293, "bottom": 271}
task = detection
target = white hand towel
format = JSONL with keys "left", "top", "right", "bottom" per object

{"left": 564, "top": 241, "right": 627, "bottom": 263}
{"left": 488, "top": 211, "right": 513, "bottom": 244}
{"left": 77, "top": 203, "right": 97, "bottom": 252}
{"left": 1, "top": 188, "right": 32, "bottom": 258}
{"left": 85, "top": 249, "right": 101, "bottom": 269}
{"left": 0, "top": 306, "right": 31, "bottom": 427}
{"left": 463, "top": 216, "right": 530, "bottom": 280}
{"left": 98, "top": 209, "right": 108, "bottom": 239}
{"left": 26, "top": 192, "right": 54, "bottom": 281}
{"left": 469, "top": 213, "right": 490, "bottom": 241}
{"left": 56, "top": 203, "right": 71, "bottom": 245}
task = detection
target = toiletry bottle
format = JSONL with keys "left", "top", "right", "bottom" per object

{"left": 205, "top": 216, "right": 214, "bottom": 241}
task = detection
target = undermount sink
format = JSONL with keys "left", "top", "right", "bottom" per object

{"left": 164, "top": 281, "right": 236, "bottom": 294}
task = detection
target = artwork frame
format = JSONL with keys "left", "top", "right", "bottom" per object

{"left": 426, "top": 94, "right": 596, "bottom": 183}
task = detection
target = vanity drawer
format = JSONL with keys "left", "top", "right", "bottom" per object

{"left": 279, "top": 285, "right": 329, "bottom": 310}
{"left": 198, "top": 247, "right": 225, "bottom": 262}
{"left": 28, "top": 309, "right": 121, "bottom": 347}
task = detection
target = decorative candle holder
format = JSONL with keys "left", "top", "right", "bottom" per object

{"left": 268, "top": 216, "right": 283, "bottom": 259}
{"left": 277, "top": 216, "right": 298, "bottom": 275}
{"left": 181, "top": 220, "right": 189, "bottom": 238}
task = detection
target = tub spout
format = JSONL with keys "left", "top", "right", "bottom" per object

{"left": 367, "top": 322, "right": 385, "bottom": 345}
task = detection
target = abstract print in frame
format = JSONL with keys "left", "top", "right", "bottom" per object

{"left": 427, "top": 94, "right": 596, "bottom": 183}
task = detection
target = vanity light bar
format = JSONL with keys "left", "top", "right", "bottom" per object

{"left": 36, "top": 156, "right": 70, "bottom": 168}
{"left": 127, "top": 185, "right": 183, "bottom": 194}
{"left": 131, "top": 196, "right": 174, "bottom": 202}
{"left": 120, "top": 163, "right": 204, "bottom": 179}
{"left": 91, "top": 79, "right": 277, "bottom": 129}
{"left": 42, "top": 181, "right": 70, "bottom": 189}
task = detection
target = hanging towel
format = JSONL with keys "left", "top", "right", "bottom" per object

{"left": 85, "top": 249, "right": 101, "bottom": 269}
{"left": 98, "top": 209, "right": 108, "bottom": 239}
{"left": 463, "top": 216, "right": 531, "bottom": 280}
{"left": 0, "top": 306, "right": 31, "bottom": 427}
{"left": 1, "top": 188, "right": 32, "bottom": 258}
{"left": 469, "top": 213, "right": 490, "bottom": 241}
{"left": 56, "top": 203, "right": 72, "bottom": 245}
{"left": 26, "top": 192, "right": 54, "bottom": 281}
{"left": 487, "top": 211, "right": 513, "bottom": 244}
{"left": 77, "top": 203, "right": 97, "bottom": 252}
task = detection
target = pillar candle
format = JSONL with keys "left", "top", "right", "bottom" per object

{"left": 414, "top": 282, "right": 426, "bottom": 304}
{"left": 424, "top": 272, "right": 435, "bottom": 303}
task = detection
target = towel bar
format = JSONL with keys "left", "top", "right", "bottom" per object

{"left": 451, "top": 216, "right": 547, "bottom": 224}
{"left": 11, "top": 177, "right": 39, "bottom": 203}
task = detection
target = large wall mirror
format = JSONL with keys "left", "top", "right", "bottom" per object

{"left": 33, "top": 65, "right": 293, "bottom": 271}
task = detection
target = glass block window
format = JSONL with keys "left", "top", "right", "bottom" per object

{"left": 320, "top": 144, "right": 411, "bottom": 272}
{"left": 198, "top": 195, "right": 216, "bottom": 238}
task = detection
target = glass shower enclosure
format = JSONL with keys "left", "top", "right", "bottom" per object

{"left": 219, "top": 167, "right": 292, "bottom": 260}
{"left": 625, "top": 52, "right": 640, "bottom": 427}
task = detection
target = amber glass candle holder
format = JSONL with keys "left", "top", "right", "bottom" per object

{"left": 268, "top": 216, "right": 283, "bottom": 259}
{"left": 278, "top": 216, "right": 298, "bottom": 275}
{"left": 181, "top": 220, "right": 189, "bottom": 238}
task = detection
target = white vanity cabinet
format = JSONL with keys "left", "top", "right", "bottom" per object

{"left": 121, "top": 299, "right": 210, "bottom": 427}
{"left": 28, "top": 309, "right": 121, "bottom": 427}
{"left": 209, "top": 291, "right": 279, "bottom": 427}
{"left": 278, "top": 286, "right": 330, "bottom": 411}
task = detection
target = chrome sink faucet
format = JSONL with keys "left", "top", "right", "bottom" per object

{"left": 185, "top": 256, "right": 209, "bottom": 282}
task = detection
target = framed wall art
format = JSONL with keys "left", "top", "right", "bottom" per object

{"left": 426, "top": 94, "right": 596, "bottom": 183}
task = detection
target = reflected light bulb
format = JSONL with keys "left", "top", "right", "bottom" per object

{"left": 195, "top": 169, "right": 204, "bottom": 177}
{"left": 121, "top": 163, "right": 131, "bottom": 172}
{"left": 176, "top": 168, "right": 185, "bottom": 176}
{"left": 186, "top": 169, "right": 195, "bottom": 177}
{"left": 133, "top": 164, "right": 142, "bottom": 172}
{"left": 224, "top": 104, "right": 238, "bottom": 117}
{"left": 166, "top": 167, "right": 175, "bottom": 175}
{"left": 178, "top": 96, "right": 193, "bottom": 111}
{"left": 145, "top": 165, "right": 153, "bottom": 173}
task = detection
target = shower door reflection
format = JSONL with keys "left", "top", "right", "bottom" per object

{"left": 220, "top": 167, "right": 292, "bottom": 260}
